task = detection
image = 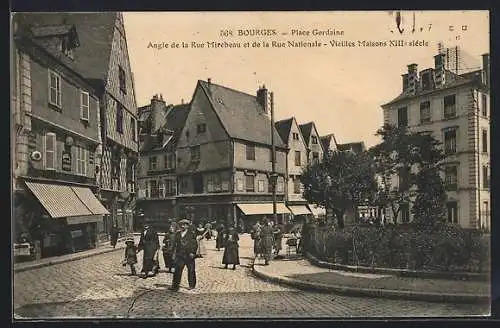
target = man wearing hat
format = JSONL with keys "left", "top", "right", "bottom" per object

{"left": 137, "top": 223, "right": 160, "bottom": 278}
{"left": 169, "top": 219, "right": 198, "bottom": 291}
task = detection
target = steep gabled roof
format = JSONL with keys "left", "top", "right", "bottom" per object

{"left": 198, "top": 80, "right": 286, "bottom": 148}
{"left": 15, "top": 12, "right": 117, "bottom": 86}
{"left": 337, "top": 142, "right": 366, "bottom": 154}
{"left": 139, "top": 103, "right": 190, "bottom": 152}
{"left": 299, "top": 122, "right": 313, "bottom": 145}
{"left": 275, "top": 118, "right": 294, "bottom": 145}
{"left": 320, "top": 133, "right": 338, "bottom": 151}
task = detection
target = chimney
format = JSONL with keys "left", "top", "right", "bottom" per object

{"left": 407, "top": 64, "right": 418, "bottom": 95}
{"left": 420, "top": 68, "right": 435, "bottom": 91}
{"left": 434, "top": 53, "right": 446, "bottom": 88}
{"left": 150, "top": 94, "right": 167, "bottom": 133}
{"left": 181, "top": 98, "right": 184, "bottom": 104}
{"left": 402, "top": 73, "right": 409, "bottom": 93}
{"left": 256, "top": 85, "right": 270, "bottom": 115}
{"left": 482, "top": 53, "right": 490, "bottom": 88}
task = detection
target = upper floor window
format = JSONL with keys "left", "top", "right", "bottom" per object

{"left": 292, "top": 132, "right": 299, "bottom": 140}
{"left": 116, "top": 103, "right": 124, "bottom": 134}
{"left": 445, "top": 166, "right": 458, "bottom": 190}
{"left": 80, "top": 91, "right": 89, "bottom": 121}
{"left": 245, "top": 175, "right": 255, "bottom": 192}
{"left": 312, "top": 152, "right": 319, "bottom": 163}
{"left": 482, "top": 129, "right": 488, "bottom": 153}
{"left": 158, "top": 180, "right": 165, "bottom": 198}
{"left": 483, "top": 165, "right": 489, "bottom": 189}
{"left": 444, "top": 129, "right": 457, "bottom": 155}
{"left": 164, "top": 152, "right": 174, "bottom": 169}
{"left": 76, "top": 145, "right": 88, "bottom": 176}
{"left": 419, "top": 101, "right": 431, "bottom": 124}
{"left": 48, "top": 70, "right": 62, "bottom": 108}
{"left": 150, "top": 180, "right": 159, "bottom": 198}
{"left": 295, "top": 151, "right": 301, "bottom": 166}
{"left": 311, "top": 136, "right": 318, "bottom": 144}
{"left": 118, "top": 66, "right": 127, "bottom": 95}
{"left": 149, "top": 156, "right": 158, "bottom": 170}
{"left": 397, "top": 107, "right": 408, "bottom": 127}
{"left": 131, "top": 117, "right": 137, "bottom": 141}
{"left": 197, "top": 123, "right": 206, "bottom": 134}
{"left": 447, "top": 201, "right": 458, "bottom": 224}
{"left": 294, "top": 178, "right": 301, "bottom": 194}
{"left": 246, "top": 144, "right": 255, "bottom": 160}
{"left": 277, "top": 179, "right": 284, "bottom": 193}
{"left": 257, "top": 180, "right": 265, "bottom": 193}
{"left": 191, "top": 145, "right": 200, "bottom": 162}
{"left": 44, "top": 132, "right": 57, "bottom": 170}
{"left": 481, "top": 94, "right": 488, "bottom": 117}
{"left": 444, "top": 94, "right": 456, "bottom": 119}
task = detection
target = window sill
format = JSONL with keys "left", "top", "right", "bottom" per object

{"left": 48, "top": 102, "right": 62, "bottom": 112}
{"left": 443, "top": 115, "right": 458, "bottom": 121}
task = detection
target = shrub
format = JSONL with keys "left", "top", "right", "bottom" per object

{"left": 306, "top": 224, "right": 490, "bottom": 273}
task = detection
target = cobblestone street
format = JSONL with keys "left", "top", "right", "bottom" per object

{"left": 14, "top": 234, "right": 487, "bottom": 319}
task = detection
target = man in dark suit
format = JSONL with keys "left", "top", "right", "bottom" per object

{"left": 169, "top": 219, "right": 198, "bottom": 291}
{"left": 137, "top": 224, "right": 160, "bottom": 278}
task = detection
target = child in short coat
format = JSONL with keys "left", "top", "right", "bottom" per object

{"left": 123, "top": 237, "right": 138, "bottom": 275}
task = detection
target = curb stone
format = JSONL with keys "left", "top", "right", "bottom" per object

{"left": 252, "top": 263, "right": 490, "bottom": 304}
{"left": 305, "top": 252, "right": 490, "bottom": 282}
{"left": 14, "top": 239, "right": 128, "bottom": 273}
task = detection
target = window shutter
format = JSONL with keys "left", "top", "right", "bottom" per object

{"left": 44, "top": 133, "right": 56, "bottom": 170}
{"left": 81, "top": 91, "right": 90, "bottom": 121}
{"left": 84, "top": 148, "right": 88, "bottom": 176}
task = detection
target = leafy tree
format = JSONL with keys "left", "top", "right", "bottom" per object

{"left": 369, "top": 124, "right": 445, "bottom": 225}
{"left": 301, "top": 150, "right": 378, "bottom": 229}
{"left": 411, "top": 167, "right": 447, "bottom": 228}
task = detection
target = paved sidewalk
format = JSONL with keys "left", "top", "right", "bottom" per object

{"left": 13, "top": 236, "right": 132, "bottom": 273}
{"left": 252, "top": 257, "right": 490, "bottom": 304}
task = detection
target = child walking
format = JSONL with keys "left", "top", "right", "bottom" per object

{"left": 123, "top": 236, "right": 138, "bottom": 275}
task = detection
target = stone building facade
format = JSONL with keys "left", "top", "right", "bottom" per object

{"left": 381, "top": 51, "right": 490, "bottom": 229}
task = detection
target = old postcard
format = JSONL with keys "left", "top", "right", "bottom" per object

{"left": 11, "top": 10, "right": 490, "bottom": 319}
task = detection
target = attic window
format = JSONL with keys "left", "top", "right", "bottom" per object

{"left": 216, "top": 97, "right": 224, "bottom": 104}
{"left": 292, "top": 132, "right": 299, "bottom": 140}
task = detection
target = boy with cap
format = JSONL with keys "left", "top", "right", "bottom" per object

{"left": 123, "top": 236, "right": 138, "bottom": 275}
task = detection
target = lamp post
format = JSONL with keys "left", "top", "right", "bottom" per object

{"left": 270, "top": 91, "right": 278, "bottom": 224}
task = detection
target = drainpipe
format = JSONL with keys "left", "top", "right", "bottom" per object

{"left": 475, "top": 89, "right": 481, "bottom": 230}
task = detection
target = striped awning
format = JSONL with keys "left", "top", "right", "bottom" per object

{"left": 25, "top": 182, "right": 92, "bottom": 218}
{"left": 287, "top": 205, "right": 312, "bottom": 216}
{"left": 236, "top": 203, "right": 291, "bottom": 215}
{"left": 71, "top": 187, "right": 110, "bottom": 215}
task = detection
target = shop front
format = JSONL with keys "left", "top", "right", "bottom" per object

{"left": 235, "top": 202, "right": 291, "bottom": 231}
{"left": 22, "top": 181, "right": 109, "bottom": 258}
{"left": 286, "top": 204, "right": 313, "bottom": 231}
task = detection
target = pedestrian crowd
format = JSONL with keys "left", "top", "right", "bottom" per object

{"left": 120, "top": 218, "right": 252, "bottom": 292}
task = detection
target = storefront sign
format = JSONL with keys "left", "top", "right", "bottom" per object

{"left": 62, "top": 151, "right": 72, "bottom": 171}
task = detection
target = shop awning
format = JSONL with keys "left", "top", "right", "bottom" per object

{"left": 309, "top": 205, "right": 326, "bottom": 217}
{"left": 25, "top": 182, "right": 93, "bottom": 218}
{"left": 287, "top": 205, "right": 312, "bottom": 216}
{"left": 71, "top": 187, "right": 110, "bottom": 215}
{"left": 236, "top": 203, "right": 291, "bottom": 215}
{"left": 67, "top": 215, "right": 103, "bottom": 225}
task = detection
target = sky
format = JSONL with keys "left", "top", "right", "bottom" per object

{"left": 123, "top": 11, "right": 489, "bottom": 148}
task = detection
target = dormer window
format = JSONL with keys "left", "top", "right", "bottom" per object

{"left": 61, "top": 26, "right": 79, "bottom": 60}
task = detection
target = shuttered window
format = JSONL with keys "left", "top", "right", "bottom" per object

{"left": 80, "top": 91, "right": 89, "bottom": 121}
{"left": 44, "top": 132, "right": 56, "bottom": 170}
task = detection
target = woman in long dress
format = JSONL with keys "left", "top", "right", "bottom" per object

{"left": 195, "top": 223, "right": 207, "bottom": 258}
{"left": 250, "top": 222, "right": 262, "bottom": 259}
{"left": 260, "top": 219, "right": 274, "bottom": 265}
{"left": 273, "top": 224, "right": 284, "bottom": 255}
{"left": 215, "top": 223, "right": 225, "bottom": 251}
{"left": 222, "top": 227, "right": 240, "bottom": 270}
